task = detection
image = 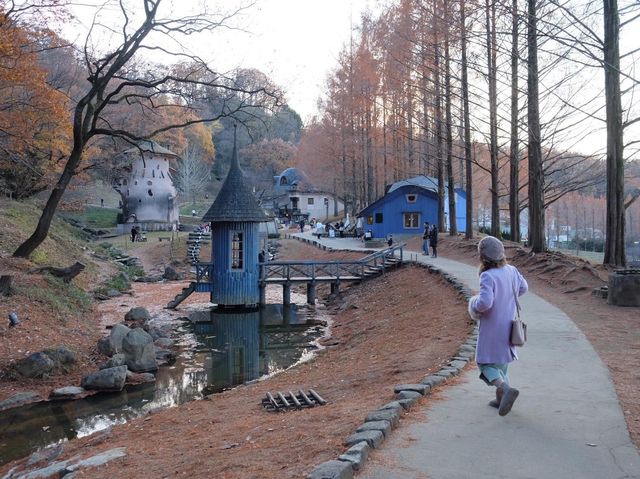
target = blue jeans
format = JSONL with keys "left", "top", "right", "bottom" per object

{"left": 423, "top": 239, "right": 430, "bottom": 254}
{"left": 478, "top": 363, "right": 510, "bottom": 386}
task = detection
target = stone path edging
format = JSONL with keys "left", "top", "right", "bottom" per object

{"left": 286, "top": 235, "right": 477, "bottom": 479}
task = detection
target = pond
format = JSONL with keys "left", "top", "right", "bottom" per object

{"left": 0, "top": 294, "right": 328, "bottom": 466}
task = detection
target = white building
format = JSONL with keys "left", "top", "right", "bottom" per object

{"left": 112, "top": 141, "right": 180, "bottom": 229}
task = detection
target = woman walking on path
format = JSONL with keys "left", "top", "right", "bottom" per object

{"left": 468, "top": 236, "right": 528, "bottom": 416}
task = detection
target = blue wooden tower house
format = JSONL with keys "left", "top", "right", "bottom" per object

{"left": 201, "top": 127, "right": 268, "bottom": 307}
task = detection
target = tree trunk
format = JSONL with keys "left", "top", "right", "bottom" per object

{"left": 444, "top": 0, "right": 457, "bottom": 235}
{"left": 461, "top": 0, "right": 473, "bottom": 240}
{"left": 603, "top": 0, "right": 626, "bottom": 266}
{"left": 434, "top": 10, "right": 445, "bottom": 230}
{"left": 13, "top": 149, "right": 82, "bottom": 258}
{"left": 486, "top": 0, "right": 500, "bottom": 237}
{"left": 0, "top": 275, "right": 13, "bottom": 296}
{"left": 527, "top": 0, "right": 546, "bottom": 252}
{"left": 31, "top": 262, "right": 86, "bottom": 283}
{"left": 509, "top": 0, "right": 521, "bottom": 242}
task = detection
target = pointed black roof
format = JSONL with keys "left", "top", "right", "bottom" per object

{"left": 202, "top": 127, "right": 267, "bottom": 223}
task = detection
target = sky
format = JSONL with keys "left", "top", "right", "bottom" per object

{"left": 203, "top": 0, "right": 377, "bottom": 123}
{"left": 68, "top": 0, "right": 377, "bottom": 124}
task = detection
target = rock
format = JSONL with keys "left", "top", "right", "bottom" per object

{"left": 124, "top": 307, "right": 150, "bottom": 322}
{"left": 338, "top": 442, "right": 370, "bottom": 471}
{"left": 393, "top": 383, "right": 429, "bottom": 395}
{"left": 306, "top": 460, "right": 353, "bottom": 479}
{"left": 15, "top": 352, "right": 55, "bottom": 378}
{"left": 126, "top": 372, "right": 156, "bottom": 384}
{"left": 147, "top": 326, "right": 169, "bottom": 341}
{"left": 105, "top": 289, "right": 122, "bottom": 298}
{"left": 97, "top": 337, "right": 114, "bottom": 356}
{"left": 122, "top": 328, "right": 157, "bottom": 372}
{"left": 421, "top": 374, "right": 446, "bottom": 388}
{"left": 66, "top": 447, "right": 127, "bottom": 472}
{"left": 163, "top": 266, "right": 180, "bottom": 280}
{"left": 27, "top": 443, "right": 64, "bottom": 466}
{"left": 154, "top": 337, "right": 173, "bottom": 349}
{"left": 97, "top": 324, "right": 131, "bottom": 357}
{"left": 344, "top": 430, "right": 384, "bottom": 449}
{"left": 100, "top": 353, "right": 126, "bottom": 369}
{"left": 42, "top": 346, "right": 77, "bottom": 370}
{"left": 50, "top": 386, "right": 86, "bottom": 400}
{"left": 396, "top": 390, "right": 422, "bottom": 401}
{"left": 81, "top": 365, "right": 128, "bottom": 391}
{"left": 0, "top": 391, "right": 41, "bottom": 411}
{"left": 356, "top": 420, "right": 392, "bottom": 437}
{"left": 110, "top": 324, "right": 131, "bottom": 353}
{"left": 365, "top": 408, "right": 400, "bottom": 427}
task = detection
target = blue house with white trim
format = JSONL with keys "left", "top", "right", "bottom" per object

{"left": 357, "top": 175, "right": 466, "bottom": 238}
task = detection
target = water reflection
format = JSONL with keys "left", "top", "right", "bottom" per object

{"left": 0, "top": 300, "right": 326, "bottom": 466}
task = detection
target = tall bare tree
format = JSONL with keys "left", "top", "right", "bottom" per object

{"left": 527, "top": 0, "right": 546, "bottom": 252}
{"left": 603, "top": 0, "right": 625, "bottom": 266}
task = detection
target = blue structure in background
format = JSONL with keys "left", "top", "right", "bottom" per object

{"left": 202, "top": 126, "right": 268, "bottom": 307}
{"left": 357, "top": 175, "right": 467, "bottom": 239}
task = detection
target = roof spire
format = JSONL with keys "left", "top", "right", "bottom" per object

{"left": 201, "top": 123, "right": 267, "bottom": 223}
{"left": 230, "top": 124, "right": 239, "bottom": 172}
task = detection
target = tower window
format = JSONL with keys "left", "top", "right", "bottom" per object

{"left": 231, "top": 231, "right": 244, "bottom": 270}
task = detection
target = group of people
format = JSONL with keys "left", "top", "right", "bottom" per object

{"left": 421, "top": 221, "right": 439, "bottom": 257}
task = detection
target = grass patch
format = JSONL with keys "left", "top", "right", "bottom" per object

{"left": 16, "top": 275, "right": 93, "bottom": 321}
{"left": 65, "top": 206, "right": 119, "bottom": 229}
{"left": 179, "top": 202, "right": 210, "bottom": 217}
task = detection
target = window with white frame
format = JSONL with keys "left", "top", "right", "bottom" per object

{"left": 231, "top": 231, "right": 244, "bottom": 269}
{"left": 308, "top": 197, "right": 314, "bottom": 205}
{"left": 406, "top": 194, "right": 417, "bottom": 203}
{"left": 403, "top": 212, "right": 420, "bottom": 229}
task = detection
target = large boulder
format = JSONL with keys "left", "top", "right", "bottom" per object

{"left": 97, "top": 324, "right": 131, "bottom": 357}
{"left": 124, "top": 307, "right": 150, "bottom": 322}
{"left": 42, "top": 346, "right": 77, "bottom": 370}
{"left": 122, "top": 328, "right": 157, "bottom": 372}
{"left": 81, "top": 366, "right": 127, "bottom": 391}
{"left": 15, "top": 352, "right": 55, "bottom": 378}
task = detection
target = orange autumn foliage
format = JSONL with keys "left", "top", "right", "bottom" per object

{"left": 0, "top": 9, "right": 71, "bottom": 197}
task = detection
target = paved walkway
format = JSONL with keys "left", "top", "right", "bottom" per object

{"left": 293, "top": 232, "right": 640, "bottom": 479}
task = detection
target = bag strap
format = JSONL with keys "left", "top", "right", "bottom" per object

{"left": 511, "top": 266, "right": 521, "bottom": 319}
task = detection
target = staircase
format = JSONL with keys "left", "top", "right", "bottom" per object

{"left": 166, "top": 282, "right": 197, "bottom": 309}
{"left": 187, "top": 232, "right": 210, "bottom": 264}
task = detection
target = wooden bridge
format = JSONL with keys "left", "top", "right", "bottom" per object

{"left": 167, "top": 243, "right": 405, "bottom": 309}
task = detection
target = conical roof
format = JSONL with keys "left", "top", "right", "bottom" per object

{"left": 202, "top": 127, "right": 267, "bottom": 223}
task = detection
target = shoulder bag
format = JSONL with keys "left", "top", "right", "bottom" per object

{"left": 510, "top": 267, "right": 527, "bottom": 347}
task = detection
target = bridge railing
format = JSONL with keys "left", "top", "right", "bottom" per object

{"left": 195, "top": 262, "right": 213, "bottom": 283}
{"left": 193, "top": 243, "right": 405, "bottom": 285}
{"left": 259, "top": 243, "right": 405, "bottom": 283}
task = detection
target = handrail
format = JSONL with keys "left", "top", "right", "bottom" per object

{"left": 193, "top": 243, "right": 405, "bottom": 285}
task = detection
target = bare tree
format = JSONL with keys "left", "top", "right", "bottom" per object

{"left": 603, "top": 0, "right": 625, "bottom": 266}
{"left": 527, "top": 0, "right": 546, "bottom": 252}
{"left": 174, "top": 142, "right": 211, "bottom": 205}
{"left": 13, "top": 0, "right": 279, "bottom": 258}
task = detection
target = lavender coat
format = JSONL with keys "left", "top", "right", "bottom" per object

{"left": 470, "top": 264, "right": 528, "bottom": 364}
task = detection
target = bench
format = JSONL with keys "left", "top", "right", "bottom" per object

{"left": 158, "top": 236, "right": 171, "bottom": 242}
